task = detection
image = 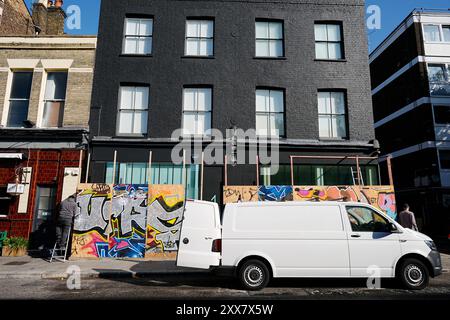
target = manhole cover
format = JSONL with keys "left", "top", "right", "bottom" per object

{"left": 3, "top": 261, "right": 29, "bottom": 266}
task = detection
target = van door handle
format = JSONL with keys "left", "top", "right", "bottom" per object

{"left": 205, "top": 237, "right": 212, "bottom": 240}
{"left": 351, "top": 234, "right": 361, "bottom": 238}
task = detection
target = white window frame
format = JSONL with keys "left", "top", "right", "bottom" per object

{"left": 255, "top": 20, "right": 284, "bottom": 58}
{"left": 122, "top": 17, "right": 153, "bottom": 55}
{"left": 3, "top": 70, "right": 34, "bottom": 128}
{"left": 184, "top": 19, "right": 214, "bottom": 57}
{"left": 423, "top": 24, "right": 450, "bottom": 43}
{"left": 314, "top": 23, "right": 344, "bottom": 60}
{"left": 116, "top": 86, "right": 149, "bottom": 136}
{"left": 317, "top": 91, "right": 348, "bottom": 139}
{"left": 255, "top": 89, "right": 285, "bottom": 137}
{"left": 182, "top": 87, "right": 212, "bottom": 136}
{"left": 39, "top": 70, "right": 68, "bottom": 128}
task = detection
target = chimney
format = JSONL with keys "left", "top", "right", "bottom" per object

{"left": 31, "top": 0, "right": 66, "bottom": 35}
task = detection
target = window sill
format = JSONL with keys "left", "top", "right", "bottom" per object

{"left": 314, "top": 59, "right": 347, "bottom": 63}
{"left": 114, "top": 134, "right": 148, "bottom": 138}
{"left": 181, "top": 56, "right": 215, "bottom": 59}
{"left": 253, "top": 56, "right": 287, "bottom": 60}
{"left": 319, "top": 137, "right": 349, "bottom": 142}
{"left": 120, "top": 54, "right": 153, "bottom": 58}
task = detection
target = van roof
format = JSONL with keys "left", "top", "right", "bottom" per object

{"left": 225, "top": 201, "right": 373, "bottom": 208}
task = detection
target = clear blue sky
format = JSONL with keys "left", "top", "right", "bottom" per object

{"left": 25, "top": 0, "right": 450, "bottom": 51}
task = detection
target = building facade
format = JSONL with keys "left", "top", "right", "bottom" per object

{"left": 89, "top": 0, "right": 380, "bottom": 205}
{"left": 370, "top": 9, "right": 450, "bottom": 236}
{"left": 0, "top": 1, "right": 96, "bottom": 249}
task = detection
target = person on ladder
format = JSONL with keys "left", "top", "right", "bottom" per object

{"left": 56, "top": 194, "right": 77, "bottom": 249}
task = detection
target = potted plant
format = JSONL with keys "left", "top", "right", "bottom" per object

{"left": 2, "top": 237, "right": 29, "bottom": 257}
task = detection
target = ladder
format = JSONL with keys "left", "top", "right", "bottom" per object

{"left": 49, "top": 230, "right": 71, "bottom": 263}
{"left": 350, "top": 167, "right": 364, "bottom": 186}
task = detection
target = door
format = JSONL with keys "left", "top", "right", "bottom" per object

{"left": 30, "top": 186, "right": 57, "bottom": 249}
{"left": 345, "top": 205, "right": 401, "bottom": 277}
{"left": 176, "top": 201, "right": 222, "bottom": 269}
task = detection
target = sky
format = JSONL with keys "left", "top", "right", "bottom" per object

{"left": 25, "top": 0, "right": 450, "bottom": 52}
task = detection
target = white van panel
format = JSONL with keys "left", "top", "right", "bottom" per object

{"left": 222, "top": 203, "right": 350, "bottom": 277}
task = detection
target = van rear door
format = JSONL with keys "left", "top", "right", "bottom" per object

{"left": 176, "top": 201, "right": 221, "bottom": 269}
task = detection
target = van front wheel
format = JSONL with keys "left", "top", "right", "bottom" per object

{"left": 398, "top": 258, "right": 429, "bottom": 290}
{"left": 238, "top": 259, "right": 270, "bottom": 291}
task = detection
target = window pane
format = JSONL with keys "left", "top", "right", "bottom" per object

{"left": 269, "top": 40, "right": 283, "bottom": 57}
{"left": 269, "top": 22, "right": 282, "bottom": 39}
{"left": 183, "top": 113, "right": 196, "bottom": 135}
{"left": 256, "top": 90, "right": 269, "bottom": 112}
{"left": 443, "top": 26, "right": 450, "bottom": 42}
{"left": 10, "top": 72, "right": 33, "bottom": 99}
{"left": 424, "top": 25, "right": 441, "bottom": 42}
{"left": 7, "top": 100, "right": 29, "bottom": 127}
{"left": 270, "top": 90, "right": 284, "bottom": 112}
{"left": 328, "top": 42, "right": 342, "bottom": 59}
{"left": 45, "top": 72, "right": 68, "bottom": 100}
{"left": 196, "top": 88, "right": 212, "bottom": 111}
{"left": 331, "top": 115, "right": 346, "bottom": 138}
{"left": 186, "top": 20, "right": 200, "bottom": 37}
{"left": 200, "top": 21, "right": 213, "bottom": 38}
{"left": 199, "top": 39, "right": 213, "bottom": 56}
{"left": 183, "top": 89, "right": 196, "bottom": 111}
{"left": 314, "top": 24, "right": 327, "bottom": 41}
{"left": 319, "top": 115, "right": 331, "bottom": 138}
{"left": 125, "top": 19, "right": 139, "bottom": 35}
{"left": 440, "top": 150, "right": 450, "bottom": 169}
{"left": 133, "top": 111, "right": 147, "bottom": 134}
{"left": 434, "top": 105, "right": 450, "bottom": 124}
{"left": 255, "top": 21, "right": 268, "bottom": 38}
{"left": 137, "top": 38, "right": 152, "bottom": 54}
{"left": 134, "top": 87, "right": 149, "bottom": 110}
{"left": 196, "top": 113, "right": 206, "bottom": 135}
{"left": 255, "top": 40, "right": 269, "bottom": 56}
{"left": 428, "top": 64, "right": 446, "bottom": 82}
{"left": 119, "top": 87, "right": 134, "bottom": 109}
{"left": 124, "top": 38, "right": 138, "bottom": 54}
{"left": 318, "top": 92, "right": 331, "bottom": 114}
{"left": 256, "top": 114, "right": 268, "bottom": 135}
{"left": 185, "top": 39, "right": 199, "bottom": 56}
{"left": 139, "top": 19, "right": 153, "bottom": 36}
{"left": 119, "top": 111, "right": 133, "bottom": 133}
{"left": 330, "top": 92, "right": 345, "bottom": 114}
{"left": 327, "top": 24, "right": 341, "bottom": 41}
{"left": 315, "top": 42, "right": 328, "bottom": 59}
{"left": 42, "top": 101, "right": 64, "bottom": 128}
{"left": 274, "top": 113, "right": 284, "bottom": 136}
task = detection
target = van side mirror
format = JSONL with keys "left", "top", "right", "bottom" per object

{"left": 389, "top": 222, "right": 400, "bottom": 233}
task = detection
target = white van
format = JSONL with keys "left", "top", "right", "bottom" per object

{"left": 176, "top": 200, "right": 442, "bottom": 291}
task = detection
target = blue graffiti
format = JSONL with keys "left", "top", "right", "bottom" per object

{"left": 258, "top": 186, "right": 293, "bottom": 202}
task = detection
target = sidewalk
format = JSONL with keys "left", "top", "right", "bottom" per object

{"left": 0, "top": 256, "right": 208, "bottom": 280}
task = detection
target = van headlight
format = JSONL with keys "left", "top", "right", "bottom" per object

{"left": 425, "top": 240, "right": 437, "bottom": 251}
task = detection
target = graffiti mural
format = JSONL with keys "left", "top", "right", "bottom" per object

{"left": 146, "top": 185, "right": 185, "bottom": 255}
{"left": 108, "top": 185, "right": 148, "bottom": 258}
{"left": 293, "top": 186, "right": 397, "bottom": 219}
{"left": 72, "top": 184, "right": 112, "bottom": 258}
{"left": 258, "top": 186, "right": 293, "bottom": 202}
{"left": 223, "top": 186, "right": 259, "bottom": 203}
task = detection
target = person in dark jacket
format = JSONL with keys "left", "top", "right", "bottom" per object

{"left": 398, "top": 203, "right": 419, "bottom": 231}
{"left": 56, "top": 194, "right": 77, "bottom": 248}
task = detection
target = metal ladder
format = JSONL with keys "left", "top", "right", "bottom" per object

{"left": 350, "top": 166, "right": 364, "bottom": 186}
{"left": 49, "top": 230, "right": 71, "bottom": 263}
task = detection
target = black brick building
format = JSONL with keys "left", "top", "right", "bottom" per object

{"left": 88, "top": 0, "right": 379, "bottom": 203}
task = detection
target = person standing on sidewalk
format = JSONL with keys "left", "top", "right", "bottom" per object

{"left": 398, "top": 203, "right": 419, "bottom": 231}
{"left": 56, "top": 194, "right": 77, "bottom": 248}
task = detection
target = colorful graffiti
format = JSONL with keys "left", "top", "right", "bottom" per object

{"left": 72, "top": 184, "right": 112, "bottom": 258}
{"left": 223, "top": 186, "right": 259, "bottom": 203}
{"left": 108, "top": 185, "right": 148, "bottom": 258}
{"left": 146, "top": 185, "right": 185, "bottom": 256}
{"left": 293, "top": 186, "right": 397, "bottom": 219}
{"left": 258, "top": 186, "right": 293, "bottom": 202}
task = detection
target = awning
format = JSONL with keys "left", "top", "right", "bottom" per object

{"left": 0, "top": 153, "right": 24, "bottom": 160}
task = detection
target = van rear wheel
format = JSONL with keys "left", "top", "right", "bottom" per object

{"left": 238, "top": 259, "right": 270, "bottom": 291}
{"left": 398, "top": 258, "right": 429, "bottom": 290}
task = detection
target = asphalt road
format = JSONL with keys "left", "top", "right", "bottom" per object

{"left": 1, "top": 271, "right": 449, "bottom": 300}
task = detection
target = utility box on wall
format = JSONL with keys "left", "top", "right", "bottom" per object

{"left": 7, "top": 183, "right": 25, "bottom": 195}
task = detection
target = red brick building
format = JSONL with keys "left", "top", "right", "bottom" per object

{"left": 0, "top": 1, "right": 96, "bottom": 251}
